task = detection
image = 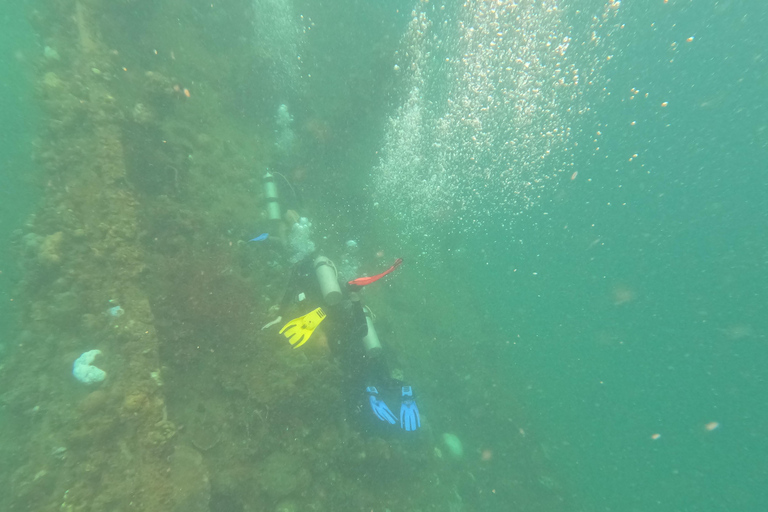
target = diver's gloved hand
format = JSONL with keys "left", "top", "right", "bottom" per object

{"left": 400, "top": 386, "right": 421, "bottom": 432}
{"left": 367, "top": 386, "right": 397, "bottom": 424}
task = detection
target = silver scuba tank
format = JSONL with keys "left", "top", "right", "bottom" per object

{"left": 313, "top": 255, "right": 342, "bottom": 306}
{"left": 362, "top": 306, "right": 382, "bottom": 353}
{"left": 263, "top": 171, "right": 281, "bottom": 221}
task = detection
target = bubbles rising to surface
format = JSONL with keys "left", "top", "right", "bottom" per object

{"left": 252, "top": 0, "right": 307, "bottom": 100}
{"left": 374, "top": 1, "right": 621, "bottom": 255}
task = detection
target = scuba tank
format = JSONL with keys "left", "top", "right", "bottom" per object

{"left": 314, "top": 255, "right": 342, "bottom": 306}
{"left": 263, "top": 171, "right": 281, "bottom": 221}
{"left": 362, "top": 306, "right": 382, "bottom": 354}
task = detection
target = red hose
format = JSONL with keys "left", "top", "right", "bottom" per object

{"left": 348, "top": 258, "right": 403, "bottom": 287}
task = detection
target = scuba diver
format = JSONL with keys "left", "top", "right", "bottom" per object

{"left": 258, "top": 169, "right": 420, "bottom": 432}
{"left": 275, "top": 254, "right": 421, "bottom": 433}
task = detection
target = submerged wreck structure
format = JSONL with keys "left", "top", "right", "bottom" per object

{"left": 3, "top": 1, "right": 180, "bottom": 510}
{"left": 0, "top": 1, "right": 572, "bottom": 511}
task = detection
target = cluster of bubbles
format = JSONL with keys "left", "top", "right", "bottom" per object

{"left": 338, "top": 240, "right": 361, "bottom": 282}
{"left": 288, "top": 217, "right": 315, "bottom": 264}
{"left": 275, "top": 103, "right": 296, "bottom": 156}
{"left": 252, "top": 0, "right": 307, "bottom": 99}
{"left": 374, "top": 0, "right": 622, "bottom": 246}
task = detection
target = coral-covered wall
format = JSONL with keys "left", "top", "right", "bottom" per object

{"left": 2, "top": 1, "right": 178, "bottom": 511}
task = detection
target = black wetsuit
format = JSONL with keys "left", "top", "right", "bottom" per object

{"left": 281, "top": 256, "right": 403, "bottom": 432}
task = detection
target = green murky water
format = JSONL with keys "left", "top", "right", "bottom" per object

{"left": 1, "top": 1, "right": 765, "bottom": 511}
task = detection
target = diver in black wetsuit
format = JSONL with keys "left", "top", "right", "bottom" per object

{"left": 277, "top": 255, "right": 421, "bottom": 433}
